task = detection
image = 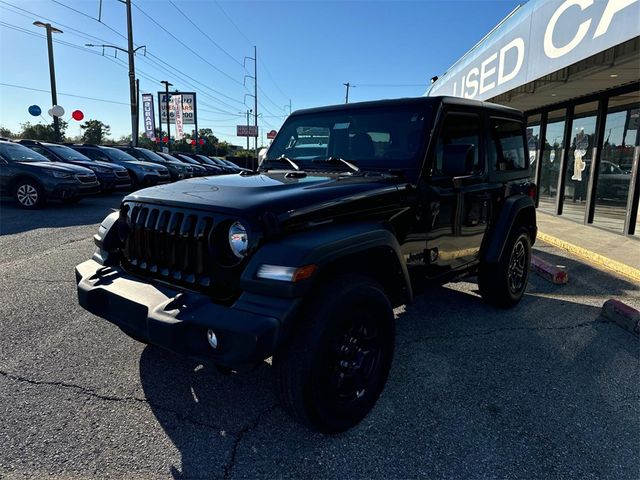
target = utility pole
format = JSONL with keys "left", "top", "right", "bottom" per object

{"left": 33, "top": 21, "right": 62, "bottom": 142}
{"left": 244, "top": 48, "right": 258, "bottom": 169}
{"left": 254, "top": 46, "right": 258, "bottom": 163}
{"left": 246, "top": 109, "right": 252, "bottom": 152}
{"left": 344, "top": 82, "right": 355, "bottom": 103}
{"left": 160, "top": 80, "right": 172, "bottom": 152}
{"left": 135, "top": 78, "right": 139, "bottom": 146}
{"left": 85, "top": 0, "right": 144, "bottom": 146}
{"left": 124, "top": 0, "right": 137, "bottom": 145}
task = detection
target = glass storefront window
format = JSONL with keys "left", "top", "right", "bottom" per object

{"left": 526, "top": 113, "right": 541, "bottom": 183}
{"left": 562, "top": 102, "right": 598, "bottom": 223}
{"left": 593, "top": 93, "right": 640, "bottom": 233}
{"left": 538, "top": 109, "right": 566, "bottom": 213}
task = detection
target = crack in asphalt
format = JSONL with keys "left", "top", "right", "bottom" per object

{"left": 0, "top": 369, "right": 225, "bottom": 434}
{"left": 222, "top": 404, "right": 279, "bottom": 480}
{"left": 0, "top": 277, "right": 75, "bottom": 284}
{"left": 403, "top": 320, "right": 602, "bottom": 343}
{"left": 0, "top": 237, "right": 92, "bottom": 267}
{"left": 1, "top": 368, "right": 282, "bottom": 479}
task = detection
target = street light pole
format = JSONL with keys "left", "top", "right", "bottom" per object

{"left": 160, "top": 80, "right": 172, "bottom": 152}
{"left": 343, "top": 82, "right": 355, "bottom": 104}
{"left": 33, "top": 21, "right": 62, "bottom": 142}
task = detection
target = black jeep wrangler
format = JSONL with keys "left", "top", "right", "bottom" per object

{"left": 75, "top": 97, "right": 536, "bottom": 433}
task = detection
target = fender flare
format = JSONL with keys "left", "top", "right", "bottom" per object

{"left": 483, "top": 195, "right": 536, "bottom": 264}
{"left": 240, "top": 222, "right": 412, "bottom": 303}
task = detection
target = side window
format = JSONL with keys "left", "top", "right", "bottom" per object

{"left": 30, "top": 146, "right": 53, "bottom": 160}
{"left": 433, "top": 113, "right": 481, "bottom": 175}
{"left": 489, "top": 118, "right": 527, "bottom": 171}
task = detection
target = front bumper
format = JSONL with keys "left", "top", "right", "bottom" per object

{"left": 76, "top": 259, "right": 296, "bottom": 369}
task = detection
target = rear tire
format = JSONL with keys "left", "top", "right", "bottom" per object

{"left": 13, "top": 179, "right": 45, "bottom": 209}
{"left": 274, "top": 274, "right": 395, "bottom": 434}
{"left": 479, "top": 226, "right": 531, "bottom": 308}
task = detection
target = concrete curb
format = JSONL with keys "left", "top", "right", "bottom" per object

{"left": 537, "top": 231, "right": 640, "bottom": 283}
{"left": 530, "top": 255, "right": 568, "bottom": 284}
{"left": 599, "top": 299, "right": 640, "bottom": 336}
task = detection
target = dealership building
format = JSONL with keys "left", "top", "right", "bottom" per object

{"left": 428, "top": 0, "right": 640, "bottom": 236}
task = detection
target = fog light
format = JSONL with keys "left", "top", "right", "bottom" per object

{"left": 206, "top": 330, "right": 218, "bottom": 349}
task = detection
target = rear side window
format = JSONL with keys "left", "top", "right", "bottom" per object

{"left": 489, "top": 118, "right": 527, "bottom": 171}
{"left": 433, "top": 112, "right": 481, "bottom": 175}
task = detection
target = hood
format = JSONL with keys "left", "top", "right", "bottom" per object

{"left": 19, "top": 161, "right": 94, "bottom": 175}
{"left": 94, "top": 160, "right": 127, "bottom": 171}
{"left": 124, "top": 171, "right": 404, "bottom": 223}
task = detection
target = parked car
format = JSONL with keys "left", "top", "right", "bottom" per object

{"left": 76, "top": 96, "right": 537, "bottom": 433}
{"left": 17, "top": 140, "right": 131, "bottom": 193}
{"left": 205, "top": 156, "right": 244, "bottom": 173}
{"left": 212, "top": 157, "right": 251, "bottom": 172}
{"left": 114, "top": 146, "right": 192, "bottom": 181}
{"left": 0, "top": 140, "right": 99, "bottom": 208}
{"left": 156, "top": 152, "right": 206, "bottom": 177}
{"left": 174, "top": 153, "right": 222, "bottom": 176}
{"left": 68, "top": 144, "right": 171, "bottom": 188}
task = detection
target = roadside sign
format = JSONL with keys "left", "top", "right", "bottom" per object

{"left": 158, "top": 92, "right": 195, "bottom": 125}
{"left": 267, "top": 129, "right": 277, "bottom": 139}
{"left": 237, "top": 125, "right": 258, "bottom": 137}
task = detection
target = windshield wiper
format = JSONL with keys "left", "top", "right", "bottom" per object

{"left": 263, "top": 155, "right": 300, "bottom": 171}
{"left": 313, "top": 156, "right": 360, "bottom": 173}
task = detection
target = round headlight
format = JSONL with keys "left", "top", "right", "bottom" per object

{"left": 228, "top": 221, "right": 248, "bottom": 258}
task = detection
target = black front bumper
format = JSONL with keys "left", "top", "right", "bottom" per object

{"left": 76, "top": 259, "right": 297, "bottom": 369}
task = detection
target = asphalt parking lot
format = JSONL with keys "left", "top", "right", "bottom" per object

{"left": 0, "top": 194, "right": 638, "bottom": 479}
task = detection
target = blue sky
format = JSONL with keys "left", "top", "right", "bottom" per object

{"left": 0, "top": 0, "right": 521, "bottom": 145}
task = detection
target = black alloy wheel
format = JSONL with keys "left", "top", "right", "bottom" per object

{"left": 274, "top": 274, "right": 395, "bottom": 434}
{"left": 479, "top": 226, "right": 531, "bottom": 308}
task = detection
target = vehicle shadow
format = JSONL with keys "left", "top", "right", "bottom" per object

{"left": 138, "top": 282, "right": 638, "bottom": 479}
{"left": 0, "top": 194, "right": 123, "bottom": 236}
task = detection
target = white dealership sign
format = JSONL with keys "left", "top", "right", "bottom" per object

{"left": 428, "top": 0, "right": 640, "bottom": 100}
{"left": 172, "top": 94, "right": 184, "bottom": 140}
{"left": 141, "top": 94, "right": 156, "bottom": 140}
{"left": 158, "top": 92, "right": 196, "bottom": 125}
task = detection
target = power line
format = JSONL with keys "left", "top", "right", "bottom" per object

{"left": 50, "top": 0, "right": 127, "bottom": 42}
{"left": 213, "top": 0, "right": 253, "bottom": 46}
{"left": 0, "top": 82, "right": 130, "bottom": 106}
{"left": 355, "top": 84, "right": 427, "bottom": 88}
{"left": 131, "top": 1, "right": 244, "bottom": 87}
{"left": 167, "top": 0, "right": 243, "bottom": 68}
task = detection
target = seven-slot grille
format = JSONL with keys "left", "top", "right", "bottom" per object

{"left": 122, "top": 204, "right": 215, "bottom": 290}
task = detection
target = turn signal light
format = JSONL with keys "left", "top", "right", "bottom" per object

{"left": 257, "top": 264, "right": 317, "bottom": 282}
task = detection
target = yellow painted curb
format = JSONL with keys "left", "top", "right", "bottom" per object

{"left": 537, "top": 231, "right": 640, "bottom": 283}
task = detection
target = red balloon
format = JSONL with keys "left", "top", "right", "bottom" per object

{"left": 72, "top": 110, "right": 84, "bottom": 121}
{"left": 163, "top": 137, "right": 169, "bottom": 143}
{"left": 191, "top": 140, "right": 196, "bottom": 145}
{"left": 199, "top": 139, "right": 205, "bottom": 145}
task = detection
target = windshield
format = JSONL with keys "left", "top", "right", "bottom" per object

{"left": 196, "top": 155, "right": 216, "bottom": 166}
{"left": 49, "top": 145, "right": 93, "bottom": 162}
{"left": 136, "top": 148, "right": 168, "bottom": 163}
{"left": 0, "top": 143, "right": 49, "bottom": 163}
{"left": 266, "top": 103, "right": 433, "bottom": 171}
{"left": 102, "top": 146, "right": 138, "bottom": 162}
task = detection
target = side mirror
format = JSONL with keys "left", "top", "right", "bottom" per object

{"left": 442, "top": 144, "right": 475, "bottom": 177}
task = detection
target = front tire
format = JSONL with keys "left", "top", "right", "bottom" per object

{"left": 479, "top": 226, "right": 531, "bottom": 308}
{"left": 14, "top": 179, "right": 45, "bottom": 209}
{"left": 274, "top": 275, "right": 395, "bottom": 434}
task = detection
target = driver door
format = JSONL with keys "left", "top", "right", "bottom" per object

{"left": 423, "top": 109, "right": 490, "bottom": 276}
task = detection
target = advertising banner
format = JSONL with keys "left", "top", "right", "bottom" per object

{"left": 142, "top": 94, "right": 156, "bottom": 140}
{"left": 158, "top": 92, "right": 196, "bottom": 124}
{"left": 237, "top": 125, "right": 258, "bottom": 137}
{"left": 427, "top": 0, "right": 640, "bottom": 101}
{"left": 172, "top": 94, "right": 184, "bottom": 140}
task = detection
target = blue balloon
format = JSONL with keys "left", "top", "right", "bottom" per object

{"left": 28, "top": 105, "right": 41, "bottom": 116}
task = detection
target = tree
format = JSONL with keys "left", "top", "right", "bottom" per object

{"left": 81, "top": 120, "right": 111, "bottom": 144}
{"left": 0, "top": 126, "right": 16, "bottom": 139}
{"left": 19, "top": 121, "right": 68, "bottom": 142}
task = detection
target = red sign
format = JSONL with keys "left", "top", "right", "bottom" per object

{"left": 267, "top": 129, "right": 277, "bottom": 140}
{"left": 237, "top": 125, "right": 258, "bottom": 137}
